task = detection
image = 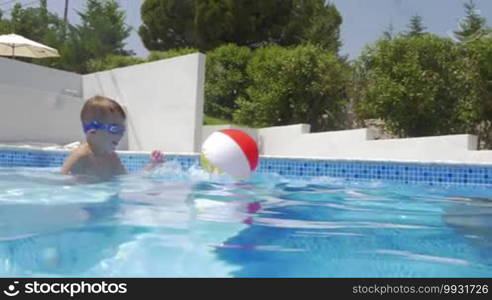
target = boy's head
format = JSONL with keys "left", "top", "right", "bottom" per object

{"left": 81, "top": 95, "right": 126, "bottom": 124}
{"left": 81, "top": 96, "right": 126, "bottom": 154}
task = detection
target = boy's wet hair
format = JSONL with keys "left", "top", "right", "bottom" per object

{"left": 81, "top": 95, "right": 126, "bottom": 123}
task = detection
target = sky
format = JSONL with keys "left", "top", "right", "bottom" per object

{"left": 331, "top": 0, "right": 492, "bottom": 59}
{"left": 1, "top": 0, "right": 492, "bottom": 60}
{"left": 0, "top": 0, "right": 149, "bottom": 56}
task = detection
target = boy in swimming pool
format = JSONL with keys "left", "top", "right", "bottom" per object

{"left": 61, "top": 95, "right": 164, "bottom": 180}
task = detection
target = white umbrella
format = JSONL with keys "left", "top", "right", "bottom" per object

{"left": 0, "top": 33, "right": 60, "bottom": 59}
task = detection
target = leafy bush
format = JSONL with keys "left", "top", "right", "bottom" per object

{"left": 462, "top": 35, "right": 492, "bottom": 147}
{"left": 86, "top": 55, "right": 146, "bottom": 72}
{"left": 234, "top": 44, "right": 350, "bottom": 131}
{"left": 355, "top": 34, "right": 483, "bottom": 137}
{"left": 85, "top": 48, "right": 198, "bottom": 72}
{"left": 146, "top": 48, "right": 198, "bottom": 62}
{"left": 205, "top": 44, "right": 251, "bottom": 120}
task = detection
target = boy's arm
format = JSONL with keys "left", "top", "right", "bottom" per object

{"left": 113, "top": 153, "right": 128, "bottom": 175}
{"left": 142, "top": 150, "right": 165, "bottom": 172}
{"left": 60, "top": 151, "right": 84, "bottom": 175}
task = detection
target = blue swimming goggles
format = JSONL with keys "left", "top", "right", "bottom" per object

{"left": 83, "top": 121, "right": 126, "bottom": 135}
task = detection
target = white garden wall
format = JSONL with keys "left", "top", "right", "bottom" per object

{"left": 203, "top": 124, "right": 492, "bottom": 164}
{"left": 0, "top": 53, "right": 205, "bottom": 152}
{"left": 0, "top": 57, "right": 84, "bottom": 145}
{"left": 83, "top": 53, "right": 205, "bottom": 152}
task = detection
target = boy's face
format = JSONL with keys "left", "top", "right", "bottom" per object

{"left": 86, "top": 113, "right": 126, "bottom": 155}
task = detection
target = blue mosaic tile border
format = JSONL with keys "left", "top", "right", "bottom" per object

{"left": 0, "top": 149, "right": 198, "bottom": 172}
{"left": 121, "top": 154, "right": 198, "bottom": 172}
{"left": 0, "top": 149, "right": 68, "bottom": 168}
{"left": 1, "top": 148, "right": 492, "bottom": 187}
{"left": 258, "top": 157, "right": 492, "bottom": 187}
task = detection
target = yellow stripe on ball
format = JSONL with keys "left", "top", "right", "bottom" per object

{"left": 201, "top": 153, "right": 224, "bottom": 175}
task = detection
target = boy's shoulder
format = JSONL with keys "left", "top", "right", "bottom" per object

{"left": 70, "top": 145, "right": 91, "bottom": 159}
{"left": 109, "top": 151, "right": 122, "bottom": 161}
{"left": 61, "top": 145, "right": 91, "bottom": 175}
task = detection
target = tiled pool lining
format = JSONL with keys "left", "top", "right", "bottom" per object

{"left": 0, "top": 147, "right": 492, "bottom": 187}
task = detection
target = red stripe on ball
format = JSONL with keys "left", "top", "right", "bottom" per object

{"left": 220, "top": 129, "right": 259, "bottom": 171}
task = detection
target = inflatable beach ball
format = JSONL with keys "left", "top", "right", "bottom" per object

{"left": 201, "top": 129, "right": 259, "bottom": 178}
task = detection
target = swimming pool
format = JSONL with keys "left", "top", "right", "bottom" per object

{"left": 0, "top": 148, "right": 491, "bottom": 277}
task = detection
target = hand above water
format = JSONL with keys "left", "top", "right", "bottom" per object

{"left": 143, "top": 150, "right": 165, "bottom": 172}
{"left": 150, "top": 150, "right": 165, "bottom": 165}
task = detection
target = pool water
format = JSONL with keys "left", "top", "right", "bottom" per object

{"left": 0, "top": 162, "right": 491, "bottom": 277}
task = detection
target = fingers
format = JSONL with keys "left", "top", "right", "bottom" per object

{"left": 151, "top": 150, "right": 165, "bottom": 163}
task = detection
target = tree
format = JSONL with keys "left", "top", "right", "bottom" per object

{"left": 279, "top": 0, "right": 342, "bottom": 52}
{"left": 0, "top": 9, "right": 12, "bottom": 34}
{"left": 139, "top": 0, "right": 342, "bottom": 52}
{"left": 355, "top": 34, "right": 483, "bottom": 138}
{"left": 405, "top": 15, "right": 426, "bottom": 37}
{"left": 454, "top": 0, "right": 487, "bottom": 42}
{"left": 0, "top": 0, "right": 132, "bottom": 73}
{"left": 0, "top": 1, "right": 66, "bottom": 67}
{"left": 0, "top": 1, "right": 64, "bottom": 44}
{"left": 139, "top": 0, "right": 193, "bottom": 50}
{"left": 382, "top": 23, "right": 395, "bottom": 40}
{"left": 75, "top": 0, "right": 132, "bottom": 55}
{"left": 234, "top": 44, "right": 350, "bottom": 131}
{"left": 60, "top": 0, "right": 133, "bottom": 73}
